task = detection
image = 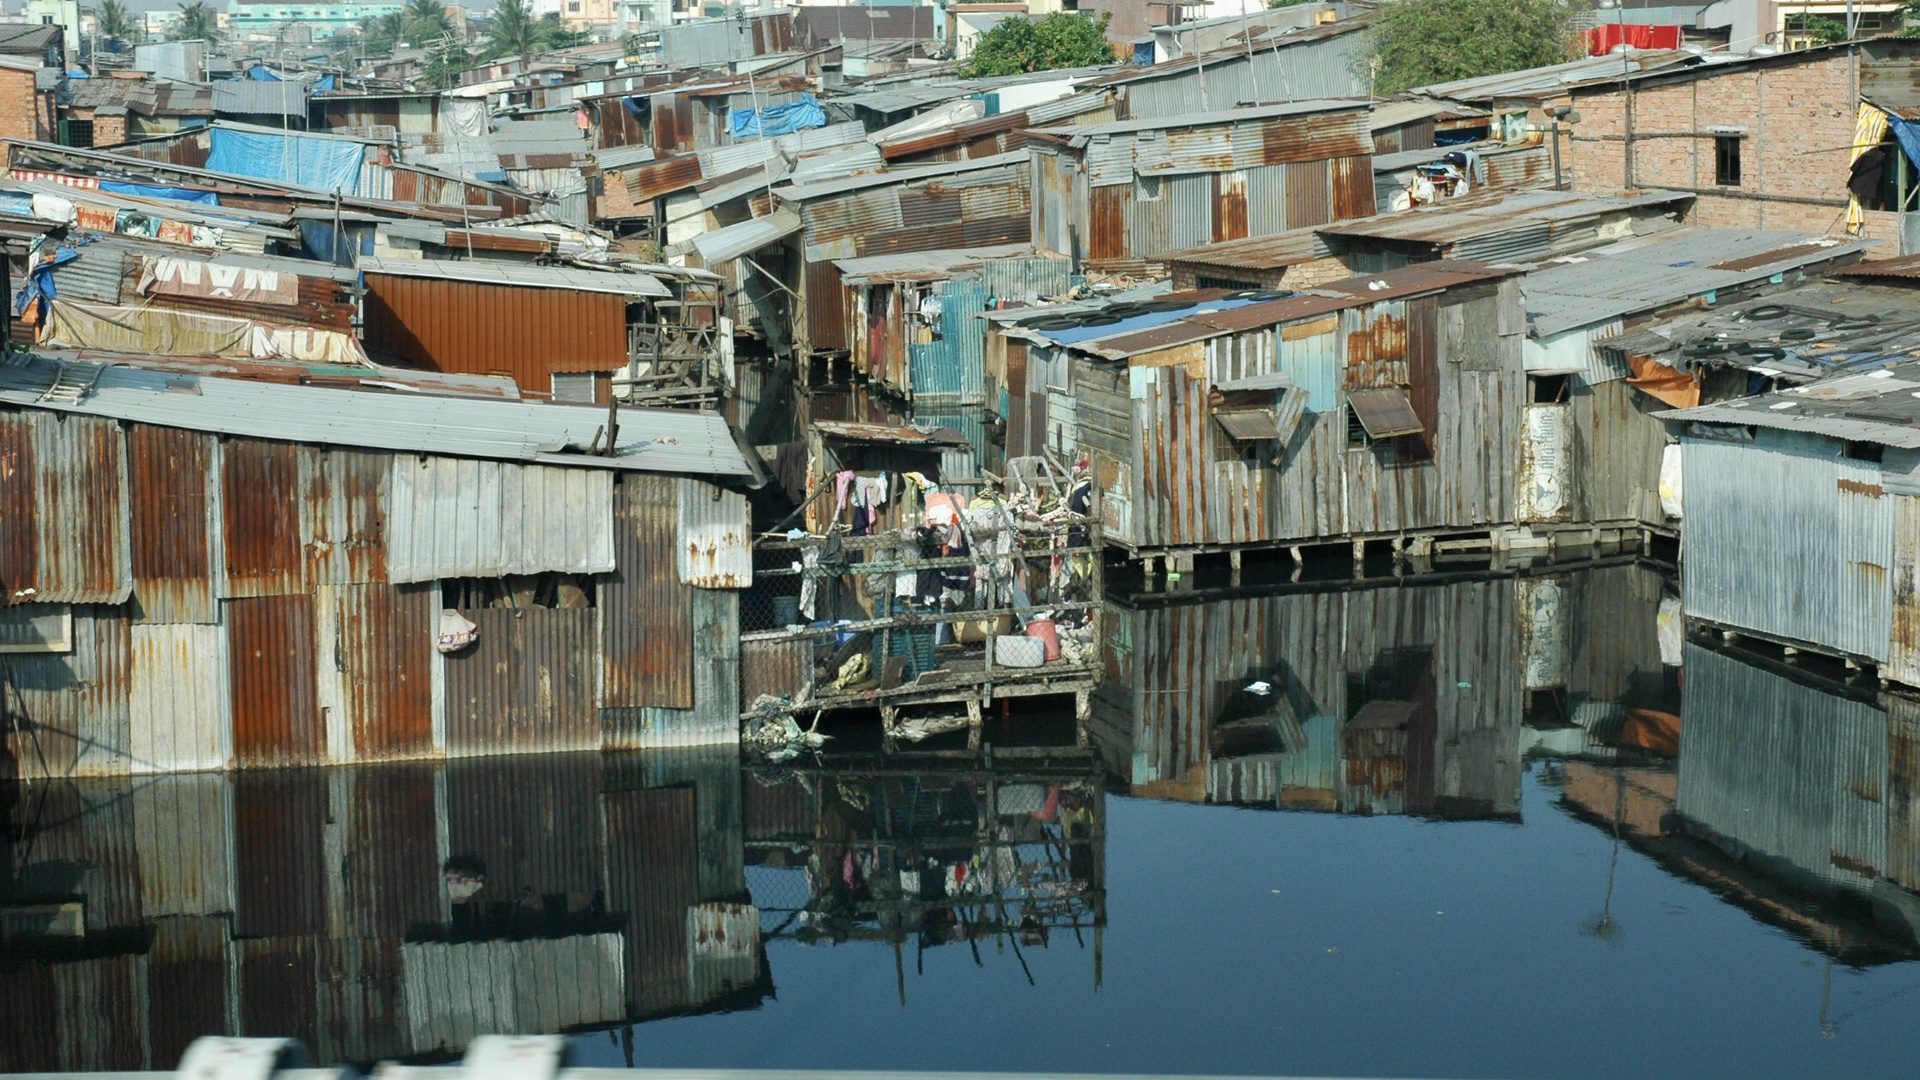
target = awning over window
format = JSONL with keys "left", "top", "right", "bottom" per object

{"left": 1216, "top": 408, "right": 1283, "bottom": 440}
{"left": 1348, "top": 387, "right": 1424, "bottom": 439}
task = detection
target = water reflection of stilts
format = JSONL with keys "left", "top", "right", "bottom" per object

{"left": 743, "top": 751, "right": 1107, "bottom": 997}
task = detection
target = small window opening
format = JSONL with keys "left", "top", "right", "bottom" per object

{"left": 1529, "top": 373, "right": 1571, "bottom": 404}
{"left": 1715, "top": 135, "right": 1742, "bottom": 187}
{"left": 443, "top": 574, "right": 598, "bottom": 610}
{"left": 1346, "top": 403, "right": 1370, "bottom": 448}
{"left": 1844, "top": 439, "right": 1885, "bottom": 463}
{"left": 1134, "top": 175, "right": 1162, "bottom": 201}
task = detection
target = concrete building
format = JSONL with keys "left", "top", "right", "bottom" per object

{"left": 223, "top": 0, "right": 407, "bottom": 40}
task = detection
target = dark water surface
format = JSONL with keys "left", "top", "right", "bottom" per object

{"left": 8, "top": 562, "right": 1920, "bottom": 1078}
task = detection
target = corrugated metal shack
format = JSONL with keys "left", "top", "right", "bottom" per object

{"left": 1660, "top": 346, "right": 1920, "bottom": 688}
{"left": 359, "top": 256, "right": 729, "bottom": 407}
{"left": 0, "top": 748, "right": 763, "bottom": 1069}
{"left": 988, "top": 261, "right": 1532, "bottom": 560}
{"left": 833, "top": 244, "right": 1073, "bottom": 406}
{"left": 776, "top": 152, "right": 1034, "bottom": 361}
{"left": 1077, "top": 16, "right": 1376, "bottom": 120}
{"left": 1025, "top": 100, "right": 1376, "bottom": 271}
{"left": 1523, "top": 228, "right": 1874, "bottom": 530}
{"left": 0, "top": 353, "right": 757, "bottom": 778}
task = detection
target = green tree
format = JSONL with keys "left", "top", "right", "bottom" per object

{"left": 93, "top": 0, "right": 141, "bottom": 44}
{"left": 1365, "top": 0, "right": 1582, "bottom": 95}
{"left": 172, "top": 0, "right": 219, "bottom": 42}
{"left": 402, "top": 0, "right": 454, "bottom": 44}
{"left": 960, "top": 12, "right": 1114, "bottom": 77}
{"left": 485, "top": 0, "right": 538, "bottom": 56}
{"left": 532, "top": 13, "right": 590, "bottom": 49}
{"left": 1786, "top": 12, "right": 1850, "bottom": 42}
{"left": 359, "top": 12, "right": 407, "bottom": 54}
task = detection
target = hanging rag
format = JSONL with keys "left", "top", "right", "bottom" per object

{"left": 1848, "top": 102, "right": 1892, "bottom": 235}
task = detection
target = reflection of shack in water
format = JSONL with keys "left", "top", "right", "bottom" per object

{"left": 1549, "top": 639, "right": 1920, "bottom": 971}
{"left": 743, "top": 752, "right": 1106, "bottom": 992}
{"left": 1098, "top": 561, "right": 1674, "bottom": 820}
{"left": 0, "top": 748, "right": 766, "bottom": 1073}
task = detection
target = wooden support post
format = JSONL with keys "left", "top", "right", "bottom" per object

{"left": 966, "top": 698, "right": 983, "bottom": 750}
{"left": 1229, "top": 549, "right": 1242, "bottom": 586}
{"left": 1351, "top": 538, "right": 1366, "bottom": 575}
{"left": 881, "top": 705, "right": 898, "bottom": 752}
{"left": 1074, "top": 689, "right": 1091, "bottom": 748}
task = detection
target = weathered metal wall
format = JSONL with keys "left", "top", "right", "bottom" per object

{"left": 129, "top": 620, "right": 230, "bottom": 773}
{"left": 362, "top": 273, "right": 628, "bottom": 385}
{"left": 1678, "top": 643, "right": 1889, "bottom": 892}
{"left": 6, "top": 604, "right": 132, "bottom": 776}
{"left": 620, "top": 589, "right": 740, "bottom": 748}
{"left": 908, "top": 278, "right": 989, "bottom": 406}
{"left": 304, "top": 450, "right": 391, "bottom": 586}
{"left": 222, "top": 438, "right": 306, "bottom": 599}
{"left": 443, "top": 607, "right": 598, "bottom": 757}
{"left": 227, "top": 594, "right": 323, "bottom": 768}
{"left": 0, "top": 410, "right": 132, "bottom": 605}
{"left": 128, "top": 425, "right": 218, "bottom": 623}
{"left": 316, "top": 582, "right": 435, "bottom": 762}
{"left": 1566, "top": 376, "right": 1667, "bottom": 527}
{"left": 603, "top": 473, "right": 692, "bottom": 712}
{"left": 132, "top": 772, "right": 234, "bottom": 916}
{"left": 1684, "top": 430, "right": 1894, "bottom": 661}
{"left": 402, "top": 935, "right": 626, "bottom": 1047}
{"left": 604, "top": 782, "right": 701, "bottom": 1017}
{"left": 1112, "top": 33, "right": 1372, "bottom": 119}
{"left": 385, "top": 457, "right": 615, "bottom": 584}
{"left": 1112, "top": 285, "right": 1521, "bottom": 551}
{"left": 676, "top": 478, "right": 752, "bottom": 589}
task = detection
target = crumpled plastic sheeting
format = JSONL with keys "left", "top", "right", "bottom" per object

{"left": 730, "top": 93, "right": 826, "bottom": 139}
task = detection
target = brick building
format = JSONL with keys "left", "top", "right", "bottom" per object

{"left": 1561, "top": 40, "right": 1920, "bottom": 243}
{"left": 0, "top": 54, "right": 55, "bottom": 144}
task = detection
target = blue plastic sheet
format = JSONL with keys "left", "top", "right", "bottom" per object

{"left": 16, "top": 247, "right": 78, "bottom": 316}
{"left": 1887, "top": 114, "right": 1920, "bottom": 182}
{"left": 206, "top": 127, "right": 366, "bottom": 195}
{"left": 729, "top": 93, "right": 826, "bottom": 139}
{"left": 0, "top": 192, "right": 33, "bottom": 217}
{"left": 98, "top": 180, "right": 220, "bottom": 205}
{"left": 246, "top": 65, "right": 282, "bottom": 81}
{"left": 314, "top": 74, "right": 335, "bottom": 91}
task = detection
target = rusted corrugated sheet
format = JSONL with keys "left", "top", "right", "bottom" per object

{"left": 319, "top": 582, "right": 434, "bottom": 761}
{"left": 2, "top": 411, "right": 132, "bottom": 605}
{"left": 384, "top": 457, "right": 614, "bottom": 585}
{"left": 239, "top": 937, "right": 321, "bottom": 1046}
{"left": 624, "top": 153, "right": 704, "bottom": 203}
{"left": 742, "top": 638, "right": 806, "bottom": 703}
{"left": 6, "top": 605, "right": 132, "bottom": 777}
{"left": 363, "top": 273, "right": 627, "bottom": 386}
{"left": 1213, "top": 170, "right": 1248, "bottom": 243}
{"left": 604, "top": 473, "right": 692, "bottom": 710}
{"left": 227, "top": 594, "right": 323, "bottom": 768}
{"left": 130, "top": 621, "right": 230, "bottom": 773}
{"left": 222, "top": 438, "right": 305, "bottom": 599}
{"left": 1343, "top": 301, "right": 1409, "bottom": 389}
{"left": 1407, "top": 294, "right": 1441, "bottom": 457}
{"left": 128, "top": 424, "right": 216, "bottom": 623}
{"left": 233, "top": 768, "right": 328, "bottom": 935}
{"left": 1330, "top": 154, "right": 1375, "bottom": 221}
{"left": 605, "top": 784, "right": 700, "bottom": 1017}
{"left": 304, "top": 450, "right": 389, "bottom": 586}
{"left": 1285, "top": 160, "right": 1332, "bottom": 229}
{"left": 132, "top": 773, "right": 233, "bottom": 916}
{"left": 743, "top": 772, "right": 811, "bottom": 840}
{"left": 676, "top": 478, "right": 751, "bottom": 588}
{"left": 443, "top": 607, "right": 598, "bottom": 756}
{"left": 48, "top": 954, "right": 148, "bottom": 1070}
{"left": 1089, "top": 185, "right": 1128, "bottom": 262}
{"left": 805, "top": 259, "right": 847, "bottom": 351}
{"left": 402, "top": 935, "right": 625, "bottom": 1050}
{"left": 1260, "top": 110, "right": 1372, "bottom": 165}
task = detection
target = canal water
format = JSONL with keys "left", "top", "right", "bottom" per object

{"left": 6, "top": 561, "right": 1920, "bottom": 1078}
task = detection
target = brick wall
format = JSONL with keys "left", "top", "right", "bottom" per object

{"left": 1566, "top": 50, "right": 1866, "bottom": 235}
{"left": 92, "top": 112, "right": 126, "bottom": 148}
{"left": 0, "top": 67, "right": 47, "bottom": 142}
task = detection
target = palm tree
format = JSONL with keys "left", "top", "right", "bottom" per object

{"left": 485, "top": 0, "right": 537, "bottom": 58}
{"left": 93, "top": 0, "right": 139, "bottom": 44}
{"left": 402, "top": 0, "right": 453, "bottom": 45}
{"left": 360, "top": 11, "right": 406, "bottom": 53}
{"left": 172, "top": 0, "right": 218, "bottom": 42}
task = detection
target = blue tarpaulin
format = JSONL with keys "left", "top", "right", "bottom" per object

{"left": 314, "top": 74, "right": 335, "bottom": 91}
{"left": 246, "top": 65, "right": 282, "bottom": 81}
{"left": 729, "top": 93, "right": 826, "bottom": 139}
{"left": 16, "top": 247, "right": 78, "bottom": 316}
{"left": 98, "top": 180, "right": 221, "bottom": 205}
{"left": 1887, "top": 115, "right": 1920, "bottom": 183}
{"left": 206, "top": 127, "right": 366, "bottom": 195}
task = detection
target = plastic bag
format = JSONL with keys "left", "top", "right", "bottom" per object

{"left": 436, "top": 609, "right": 478, "bottom": 654}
